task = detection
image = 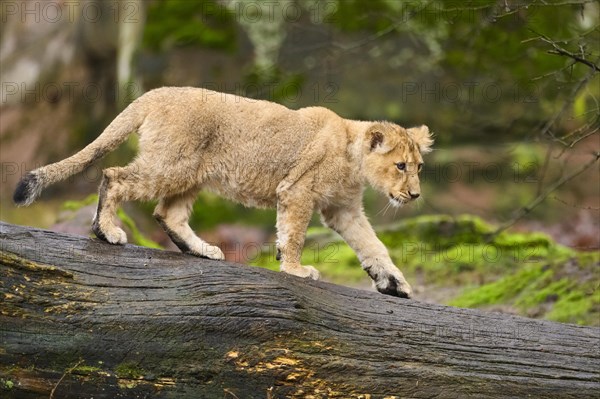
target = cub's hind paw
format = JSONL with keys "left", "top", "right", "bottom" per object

{"left": 92, "top": 222, "right": 127, "bottom": 245}
{"left": 281, "top": 264, "right": 320, "bottom": 280}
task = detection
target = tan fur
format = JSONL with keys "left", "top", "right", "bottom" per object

{"left": 14, "top": 87, "right": 433, "bottom": 298}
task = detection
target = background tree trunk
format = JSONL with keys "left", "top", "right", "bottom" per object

{"left": 0, "top": 222, "right": 598, "bottom": 398}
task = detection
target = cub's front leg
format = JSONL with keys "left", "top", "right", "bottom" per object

{"left": 275, "top": 189, "right": 320, "bottom": 280}
{"left": 320, "top": 204, "right": 412, "bottom": 298}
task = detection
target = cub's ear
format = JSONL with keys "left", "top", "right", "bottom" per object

{"left": 407, "top": 125, "right": 434, "bottom": 154}
{"left": 365, "top": 124, "right": 397, "bottom": 154}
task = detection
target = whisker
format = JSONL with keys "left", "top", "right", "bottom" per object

{"left": 379, "top": 203, "right": 387, "bottom": 216}
{"left": 390, "top": 194, "right": 404, "bottom": 218}
{"left": 384, "top": 200, "right": 393, "bottom": 216}
{"left": 377, "top": 200, "right": 392, "bottom": 216}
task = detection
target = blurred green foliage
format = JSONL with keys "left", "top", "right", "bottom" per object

{"left": 189, "top": 193, "right": 276, "bottom": 229}
{"left": 138, "top": 0, "right": 598, "bottom": 142}
{"left": 144, "top": 0, "right": 236, "bottom": 51}
{"left": 62, "top": 194, "right": 100, "bottom": 212}
{"left": 341, "top": 2, "right": 595, "bottom": 140}
{"left": 330, "top": 0, "right": 400, "bottom": 32}
{"left": 246, "top": 69, "right": 305, "bottom": 101}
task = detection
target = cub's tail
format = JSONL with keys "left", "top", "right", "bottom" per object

{"left": 13, "top": 103, "right": 144, "bottom": 206}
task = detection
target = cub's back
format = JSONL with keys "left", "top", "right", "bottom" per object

{"left": 134, "top": 87, "right": 326, "bottom": 205}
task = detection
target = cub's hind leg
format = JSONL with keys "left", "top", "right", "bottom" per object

{"left": 153, "top": 190, "right": 224, "bottom": 260}
{"left": 276, "top": 187, "right": 320, "bottom": 280}
{"left": 92, "top": 165, "right": 156, "bottom": 244}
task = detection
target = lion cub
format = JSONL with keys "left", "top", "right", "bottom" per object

{"left": 14, "top": 87, "right": 433, "bottom": 298}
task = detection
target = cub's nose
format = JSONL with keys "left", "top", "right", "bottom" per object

{"left": 409, "top": 192, "right": 420, "bottom": 199}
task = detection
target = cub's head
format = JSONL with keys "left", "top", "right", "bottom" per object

{"left": 362, "top": 122, "right": 433, "bottom": 207}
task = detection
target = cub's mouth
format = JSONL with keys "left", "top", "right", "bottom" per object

{"left": 388, "top": 193, "right": 410, "bottom": 207}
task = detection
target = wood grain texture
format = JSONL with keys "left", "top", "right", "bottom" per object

{"left": 0, "top": 222, "right": 598, "bottom": 398}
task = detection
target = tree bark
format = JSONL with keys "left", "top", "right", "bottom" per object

{"left": 0, "top": 222, "right": 598, "bottom": 398}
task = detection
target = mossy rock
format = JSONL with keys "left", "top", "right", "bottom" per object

{"left": 251, "top": 214, "right": 597, "bottom": 325}
{"left": 450, "top": 257, "right": 599, "bottom": 326}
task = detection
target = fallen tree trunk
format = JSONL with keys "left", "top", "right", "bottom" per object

{"left": 0, "top": 222, "right": 598, "bottom": 398}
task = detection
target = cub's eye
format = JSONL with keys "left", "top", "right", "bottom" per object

{"left": 418, "top": 163, "right": 423, "bottom": 172}
{"left": 396, "top": 162, "right": 406, "bottom": 171}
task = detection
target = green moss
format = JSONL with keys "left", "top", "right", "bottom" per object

{"left": 251, "top": 214, "right": 597, "bottom": 325}
{"left": 72, "top": 364, "right": 102, "bottom": 375}
{"left": 377, "top": 214, "right": 577, "bottom": 286}
{"left": 1, "top": 379, "right": 14, "bottom": 390}
{"left": 115, "top": 362, "right": 145, "bottom": 379}
{"left": 578, "top": 250, "right": 600, "bottom": 265}
{"left": 450, "top": 258, "right": 599, "bottom": 325}
{"left": 449, "top": 266, "right": 548, "bottom": 308}
{"left": 515, "top": 276, "right": 570, "bottom": 308}
{"left": 0, "top": 250, "right": 73, "bottom": 278}
{"left": 546, "top": 289, "right": 599, "bottom": 325}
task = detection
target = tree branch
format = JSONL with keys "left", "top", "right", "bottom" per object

{"left": 536, "top": 33, "right": 600, "bottom": 72}
{"left": 493, "top": 151, "right": 600, "bottom": 236}
{"left": 2, "top": 222, "right": 600, "bottom": 398}
{"left": 539, "top": 67, "right": 597, "bottom": 144}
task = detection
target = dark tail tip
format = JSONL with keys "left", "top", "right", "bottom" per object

{"left": 13, "top": 172, "right": 40, "bottom": 206}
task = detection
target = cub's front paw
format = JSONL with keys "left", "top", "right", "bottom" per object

{"left": 188, "top": 243, "right": 225, "bottom": 260}
{"left": 202, "top": 244, "right": 225, "bottom": 260}
{"left": 281, "top": 263, "right": 320, "bottom": 280}
{"left": 364, "top": 263, "right": 412, "bottom": 299}
{"left": 374, "top": 274, "right": 413, "bottom": 299}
